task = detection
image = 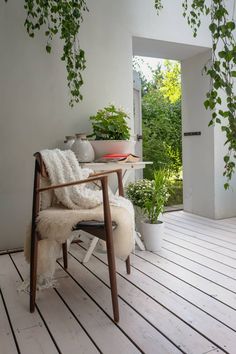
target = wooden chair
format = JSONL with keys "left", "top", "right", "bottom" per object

{"left": 30, "top": 152, "right": 131, "bottom": 323}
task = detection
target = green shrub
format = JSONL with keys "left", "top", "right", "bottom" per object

{"left": 142, "top": 93, "right": 182, "bottom": 179}
{"left": 166, "top": 179, "right": 183, "bottom": 206}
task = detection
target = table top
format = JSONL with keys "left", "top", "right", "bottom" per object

{"left": 81, "top": 161, "right": 153, "bottom": 170}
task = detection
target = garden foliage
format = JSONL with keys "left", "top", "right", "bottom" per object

{"left": 135, "top": 60, "right": 182, "bottom": 180}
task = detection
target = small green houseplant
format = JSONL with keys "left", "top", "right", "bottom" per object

{"left": 89, "top": 104, "right": 131, "bottom": 140}
{"left": 126, "top": 170, "right": 170, "bottom": 251}
{"left": 89, "top": 104, "right": 135, "bottom": 158}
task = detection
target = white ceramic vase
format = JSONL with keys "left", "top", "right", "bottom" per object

{"left": 72, "top": 133, "right": 95, "bottom": 162}
{"left": 141, "top": 220, "right": 164, "bottom": 251}
{"left": 63, "top": 136, "right": 75, "bottom": 150}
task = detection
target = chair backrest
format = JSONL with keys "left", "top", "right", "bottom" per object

{"left": 34, "top": 152, "right": 48, "bottom": 178}
{"left": 34, "top": 152, "right": 54, "bottom": 210}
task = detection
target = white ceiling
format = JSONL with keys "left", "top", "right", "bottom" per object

{"left": 132, "top": 36, "right": 211, "bottom": 61}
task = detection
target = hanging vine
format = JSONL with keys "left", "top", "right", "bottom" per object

{"left": 154, "top": 0, "right": 163, "bottom": 14}
{"left": 155, "top": 0, "right": 236, "bottom": 189}
{"left": 5, "top": 0, "right": 88, "bottom": 107}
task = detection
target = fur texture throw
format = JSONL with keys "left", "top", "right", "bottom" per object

{"left": 24, "top": 149, "right": 135, "bottom": 288}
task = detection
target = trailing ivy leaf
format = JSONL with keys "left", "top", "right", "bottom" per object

{"left": 204, "top": 100, "right": 209, "bottom": 109}
{"left": 22, "top": 0, "right": 88, "bottom": 106}
{"left": 174, "top": 0, "right": 236, "bottom": 186}
{"left": 224, "top": 183, "right": 229, "bottom": 190}
{"left": 46, "top": 44, "right": 51, "bottom": 53}
{"left": 224, "top": 155, "right": 230, "bottom": 163}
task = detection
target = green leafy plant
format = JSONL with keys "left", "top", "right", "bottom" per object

{"left": 5, "top": 0, "right": 88, "bottom": 107}
{"left": 126, "top": 179, "right": 155, "bottom": 209}
{"left": 89, "top": 104, "right": 131, "bottom": 140}
{"left": 126, "top": 170, "right": 170, "bottom": 224}
{"left": 154, "top": 0, "right": 236, "bottom": 188}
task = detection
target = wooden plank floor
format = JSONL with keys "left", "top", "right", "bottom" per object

{"left": 1, "top": 211, "right": 236, "bottom": 353}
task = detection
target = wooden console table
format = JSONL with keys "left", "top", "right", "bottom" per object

{"left": 82, "top": 161, "right": 152, "bottom": 184}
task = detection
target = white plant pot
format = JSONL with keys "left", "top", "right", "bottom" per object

{"left": 89, "top": 140, "right": 136, "bottom": 159}
{"left": 141, "top": 220, "right": 164, "bottom": 252}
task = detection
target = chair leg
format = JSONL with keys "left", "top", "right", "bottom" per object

{"left": 126, "top": 255, "right": 131, "bottom": 275}
{"left": 101, "top": 176, "right": 119, "bottom": 322}
{"left": 62, "top": 242, "right": 68, "bottom": 269}
{"left": 106, "top": 241, "right": 119, "bottom": 322}
{"left": 30, "top": 231, "right": 38, "bottom": 313}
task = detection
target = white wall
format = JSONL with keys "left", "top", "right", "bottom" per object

{"left": 182, "top": 51, "right": 215, "bottom": 218}
{"left": 182, "top": 51, "right": 236, "bottom": 219}
{"left": 214, "top": 122, "right": 236, "bottom": 219}
{"left": 0, "top": 0, "right": 230, "bottom": 249}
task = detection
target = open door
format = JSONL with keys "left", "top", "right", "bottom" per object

{"left": 133, "top": 71, "right": 143, "bottom": 179}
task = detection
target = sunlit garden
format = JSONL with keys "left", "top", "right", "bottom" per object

{"left": 133, "top": 57, "right": 183, "bottom": 207}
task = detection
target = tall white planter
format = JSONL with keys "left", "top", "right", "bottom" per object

{"left": 141, "top": 221, "right": 164, "bottom": 251}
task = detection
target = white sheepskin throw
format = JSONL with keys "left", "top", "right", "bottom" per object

{"left": 24, "top": 149, "right": 134, "bottom": 288}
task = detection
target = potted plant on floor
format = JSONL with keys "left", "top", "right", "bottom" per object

{"left": 88, "top": 104, "right": 136, "bottom": 158}
{"left": 126, "top": 170, "right": 170, "bottom": 251}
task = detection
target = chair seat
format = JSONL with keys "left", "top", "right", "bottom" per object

{"left": 75, "top": 220, "right": 117, "bottom": 229}
{"left": 74, "top": 220, "right": 117, "bottom": 240}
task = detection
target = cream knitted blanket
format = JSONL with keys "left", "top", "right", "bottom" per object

{"left": 24, "top": 149, "right": 134, "bottom": 288}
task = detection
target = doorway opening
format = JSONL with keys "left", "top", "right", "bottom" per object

{"left": 133, "top": 56, "right": 183, "bottom": 211}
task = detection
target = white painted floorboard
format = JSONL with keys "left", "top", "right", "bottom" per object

{"left": 0, "top": 255, "right": 58, "bottom": 354}
{"left": 11, "top": 252, "right": 99, "bottom": 354}
{"left": 57, "top": 255, "right": 179, "bottom": 354}
{"left": 70, "top": 245, "right": 233, "bottom": 353}
{"left": 1, "top": 211, "right": 236, "bottom": 353}
{"left": 0, "top": 294, "right": 18, "bottom": 354}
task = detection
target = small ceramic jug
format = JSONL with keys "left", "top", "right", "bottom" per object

{"left": 63, "top": 136, "right": 75, "bottom": 150}
{"left": 72, "top": 133, "right": 95, "bottom": 162}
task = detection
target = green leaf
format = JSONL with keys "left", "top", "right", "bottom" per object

{"left": 204, "top": 100, "right": 209, "bottom": 109}
{"left": 224, "top": 183, "right": 229, "bottom": 190}
{"left": 46, "top": 45, "right": 51, "bottom": 53}
{"left": 224, "top": 155, "right": 230, "bottom": 163}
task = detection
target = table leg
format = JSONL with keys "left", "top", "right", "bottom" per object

{"left": 82, "top": 236, "right": 99, "bottom": 263}
{"left": 135, "top": 231, "right": 146, "bottom": 251}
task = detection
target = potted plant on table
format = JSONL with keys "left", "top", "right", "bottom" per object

{"left": 126, "top": 170, "right": 170, "bottom": 251}
{"left": 88, "top": 104, "right": 136, "bottom": 158}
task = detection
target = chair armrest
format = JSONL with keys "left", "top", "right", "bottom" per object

{"left": 37, "top": 175, "right": 108, "bottom": 193}
{"left": 91, "top": 169, "right": 124, "bottom": 197}
{"left": 35, "top": 175, "right": 113, "bottom": 238}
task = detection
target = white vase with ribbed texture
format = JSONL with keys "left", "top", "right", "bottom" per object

{"left": 63, "top": 136, "right": 75, "bottom": 150}
{"left": 72, "top": 134, "right": 95, "bottom": 162}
